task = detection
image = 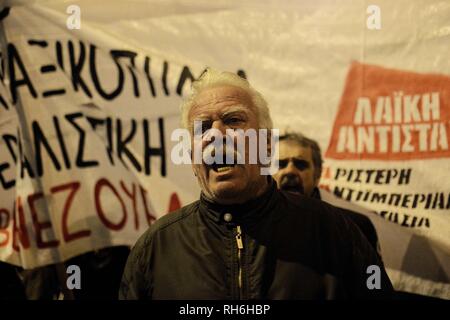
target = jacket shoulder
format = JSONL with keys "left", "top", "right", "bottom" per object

{"left": 279, "top": 191, "right": 369, "bottom": 251}
{"left": 281, "top": 190, "right": 351, "bottom": 227}
{"left": 136, "top": 200, "right": 200, "bottom": 247}
{"left": 119, "top": 200, "right": 200, "bottom": 299}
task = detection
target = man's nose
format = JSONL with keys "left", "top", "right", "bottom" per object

{"left": 201, "top": 120, "right": 229, "bottom": 149}
{"left": 285, "top": 160, "right": 299, "bottom": 173}
{"left": 284, "top": 171, "right": 302, "bottom": 182}
{"left": 211, "top": 119, "right": 228, "bottom": 134}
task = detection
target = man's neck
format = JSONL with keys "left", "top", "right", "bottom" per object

{"left": 209, "top": 176, "right": 270, "bottom": 206}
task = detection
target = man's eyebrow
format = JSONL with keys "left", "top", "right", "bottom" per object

{"left": 192, "top": 115, "right": 212, "bottom": 120}
{"left": 189, "top": 105, "right": 249, "bottom": 126}
{"left": 221, "top": 105, "right": 249, "bottom": 117}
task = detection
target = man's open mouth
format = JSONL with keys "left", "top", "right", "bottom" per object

{"left": 210, "top": 163, "right": 236, "bottom": 173}
{"left": 281, "top": 184, "right": 301, "bottom": 193}
{"left": 280, "top": 175, "right": 304, "bottom": 194}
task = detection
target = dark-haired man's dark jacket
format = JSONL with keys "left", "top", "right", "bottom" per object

{"left": 119, "top": 180, "right": 393, "bottom": 299}
{"left": 311, "top": 187, "right": 381, "bottom": 258}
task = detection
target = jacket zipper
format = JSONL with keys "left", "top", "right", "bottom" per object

{"left": 235, "top": 225, "right": 244, "bottom": 299}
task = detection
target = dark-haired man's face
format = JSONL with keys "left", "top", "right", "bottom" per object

{"left": 272, "top": 140, "right": 319, "bottom": 196}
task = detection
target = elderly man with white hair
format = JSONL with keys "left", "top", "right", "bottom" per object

{"left": 119, "top": 68, "right": 393, "bottom": 300}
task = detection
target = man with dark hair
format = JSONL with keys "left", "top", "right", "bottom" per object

{"left": 273, "top": 132, "right": 380, "bottom": 255}
{"left": 274, "top": 133, "right": 323, "bottom": 196}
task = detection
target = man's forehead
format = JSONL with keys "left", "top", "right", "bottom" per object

{"left": 190, "top": 86, "right": 253, "bottom": 114}
{"left": 278, "top": 140, "right": 313, "bottom": 160}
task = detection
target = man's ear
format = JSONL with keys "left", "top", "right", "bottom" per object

{"left": 189, "top": 148, "right": 198, "bottom": 177}
{"left": 313, "top": 172, "right": 321, "bottom": 188}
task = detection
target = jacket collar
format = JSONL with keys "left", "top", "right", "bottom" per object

{"left": 311, "top": 187, "right": 321, "bottom": 200}
{"left": 199, "top": 177, "right": 280, "bottom": 226}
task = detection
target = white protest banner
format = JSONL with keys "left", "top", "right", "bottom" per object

{"left": 0, "top": 0, "right": 448, "bottom": 297}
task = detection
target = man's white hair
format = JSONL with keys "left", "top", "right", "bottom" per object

{"left": 180, "top": 68, "right": 273, "bottom": 130}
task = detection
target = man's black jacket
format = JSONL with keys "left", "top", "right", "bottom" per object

{"left": 311, "top": 188, "right": 380, "bottom": 256}
{"left": 119, "top": 180, "right": 393, "bottom": 299}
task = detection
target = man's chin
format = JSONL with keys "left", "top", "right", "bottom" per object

{"left": 210, "top": 182, "right": 245, "bottom": 203}
{"left": 281, "top": 185, "right": 304, "bottom": 195}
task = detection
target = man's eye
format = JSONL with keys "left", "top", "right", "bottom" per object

{"left": 278, "top": 160, "right": 288, "bottom": 169}
{"left": 193, "top": 121, "right": 211, "bottom": 136}
{"left": 203, "top": 123, "right": 212, "bottom": 131}
{"left": 226, "top": 117, "right": 243, "bottom": 125}
{"left": 293, "top": 160, "right": 309, "bottom": 170}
